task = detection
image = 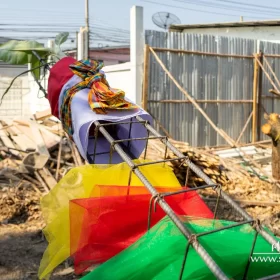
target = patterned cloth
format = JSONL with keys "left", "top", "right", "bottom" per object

{"left": 60, "top": 59, "right": 137, "bottom": 138}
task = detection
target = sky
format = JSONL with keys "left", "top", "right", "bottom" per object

{"left": 1, "top": 0, "right": 280, "bottom": 49}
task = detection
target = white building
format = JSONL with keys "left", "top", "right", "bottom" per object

{"left": 170, "top": 20, "right": 280, "bottom": 43}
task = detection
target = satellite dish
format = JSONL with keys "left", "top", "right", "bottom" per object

{"left": 152, "top": 12, "right": 181, "bottom": 30}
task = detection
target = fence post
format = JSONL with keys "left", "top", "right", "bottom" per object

{"left": 252, "top": 53, "right": 260, "bottom": 143}
{"left": 142, "top": 44, "right": 150, "bottom": 110}
{"left": 257, "top": 51, "right": 263, "bottom": 141}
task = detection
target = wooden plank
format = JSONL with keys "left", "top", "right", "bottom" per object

{"left": 0, "top": 123, "right": 20, "bottom": 156}
{"left": 39, "top": 125, "right": 61, "bottom": 150}
{"left": 34, "top": 108, "right": 52, "bottom": 120}
{"left": 257, "top": 52, "right": 263, "bottom": 141}
{"left": 11, "top": 135, "right": 37, "bottom": 151}
{"left": 38, "top": 168, "right": 57, "bottom": 189}
{"left": 28, "top": 120, "right": 50, "bottom": 157}
{"left": 252, "top": 54, "right": 259, "bottom": 143}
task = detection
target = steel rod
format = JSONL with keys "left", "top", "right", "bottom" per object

{"left": 136, "top": 116, "right": 279, "bottom": 250}
{"left": 94, "top": 120, "right": 229, "bottom": 280}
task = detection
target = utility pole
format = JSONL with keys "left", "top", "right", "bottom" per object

{"left": 85, "top": 0, "right": 90, "bottom": 59}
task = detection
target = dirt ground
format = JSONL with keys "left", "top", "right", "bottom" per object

{"left": 0, "top": 183, "right": 79, "bottom": 280}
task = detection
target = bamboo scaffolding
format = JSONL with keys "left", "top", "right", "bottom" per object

{"left": 149, "top": 47, "right": 236, "bottom": 147}
{"left": 152, "top": 47, "right": 253, "bottom": 59}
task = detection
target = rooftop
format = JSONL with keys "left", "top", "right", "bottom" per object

{"left": 169, "top": 19, "right": 280, "bottom": 32}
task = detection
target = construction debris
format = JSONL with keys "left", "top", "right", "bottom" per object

{"left": 0, "top": 110, "right": 83, "bottom": 224}
{"left": 141, "top": 139, "right": 280, "bottom": 237}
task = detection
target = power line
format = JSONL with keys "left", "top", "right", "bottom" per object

{"left": 141, "top": 0, "right": 273, "bottom": 19}
{"left": 212, "top": 0, "right": 280, "bottom": 11}
{"left": 173, "top": 0, "right": 280, "bottom": 16}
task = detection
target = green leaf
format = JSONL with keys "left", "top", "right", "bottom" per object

{"left": 55, "top": 32, "right": 69, "bottom": 47}
{"left": 0, "top": 40, "right": 51, "bottom": 65}
{"left": 31, "top": 58, "right": 41, "bottom": 80}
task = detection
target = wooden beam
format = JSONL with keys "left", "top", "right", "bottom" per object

{"left": 252, "top": 54, "right": 259, "bottom": 143}
{"left": 235, "top": 111, "right": 253, "bottom": 145}
{"left": 148, "top": 99, "right": 253, "bottom": 104}
{"left": 34, "top": 108, "right": 52, "bottom": 120}
{"left": 257, "top": 52, "right": 263, "bottom": 141}
{"left": 142, "top": 44, "right": 150, "bottom": 110}
{"left": 149, "top": 47, "right": 236, "bottom": 147}
{"left": 151, "top": 47, "right": 253, "bottom": 59}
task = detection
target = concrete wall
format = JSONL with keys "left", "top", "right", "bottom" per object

{"left": 103, "top": 62, "right": 133, "bottom": 102}
{"left": 181, "top": 26, "right": 280, "bottom": 43}
{"left": 0, "top": 71, "right": 50, "bottom": 119}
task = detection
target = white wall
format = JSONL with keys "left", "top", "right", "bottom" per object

{"left": 103, "top": 62, "right": 134, "bottom": 102}
{"left": 182, "top": 26, "right": 280, "bottom": 43}
{"left": 0, "top": 73, "right": 50, "bottom": 120}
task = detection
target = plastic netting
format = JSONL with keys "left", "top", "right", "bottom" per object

{"left": 38, "top": 160, "right": 182, "bottom": 279}
{"left": 70, "top": 185, "right": 214, "bottom": 274}
{"left": 81, "top": 216, "right": 280, "bottom": 280}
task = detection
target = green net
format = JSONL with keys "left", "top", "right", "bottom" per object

{"left": 82, "top": 216, "right": 280, "bottom": 280}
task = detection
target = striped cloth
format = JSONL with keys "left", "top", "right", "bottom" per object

{"left": 60, "top": 59, "right": 137, "bottom": 138}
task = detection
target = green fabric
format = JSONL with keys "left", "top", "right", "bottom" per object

{"left": 81, "top": 216, "right": 280, "bottom": 280}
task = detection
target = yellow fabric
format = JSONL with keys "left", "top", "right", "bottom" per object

{"left": 38, "top": 160, "right": 181, "bottom": 279}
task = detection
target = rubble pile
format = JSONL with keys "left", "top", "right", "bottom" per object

{"left": 0, "top": 109, "right": 83, "bottom": 223}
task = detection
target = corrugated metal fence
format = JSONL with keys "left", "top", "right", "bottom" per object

{"left": 145, "top": 30, "right": 280, "bottom": 147}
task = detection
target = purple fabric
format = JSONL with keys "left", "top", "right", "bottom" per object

{"left": 59, "top": 75, "right": 153, "bottom": 164}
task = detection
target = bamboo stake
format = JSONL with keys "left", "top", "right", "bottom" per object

{"left": 254, "top": 53, "right": 280, "bottom": 93}
{"left": 235, "top": 111, "right": 253, "bottom": 145}
{"left": 257, "top": 52, "right": 263, "bottom": 141}
{"left": 55, "top": 137, "right": 63, "bottom": 180}
{"left": 252, "top": 54, "right": 259, "bottom": 143}
{"left": 152, "top": 47, "right": 253, "bottom": 59}
{"left": 148, "top": 110, "right": 173, "bottom": 139}
{"left": 149, "top": 46, "right": 235, "bottom": 147}
{"left": 263, "top": 55, "right": 280, "bottom": 90}
{"left": 269, "top": 89, "right": 280, "bottom": 97}
{"left": 148, "top": 99, "right": 253, "bottom": 104}
{"left": 142, "top": 44, "right": 150, "bottom": 110}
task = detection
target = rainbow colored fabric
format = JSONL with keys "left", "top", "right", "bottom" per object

{"left": 60, "top": 59, "right": 137, "bottom": 138}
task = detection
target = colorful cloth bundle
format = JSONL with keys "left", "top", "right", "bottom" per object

{"left": 47, "top": 57, "right": 153, "bottom": 164}
{"left": 60, "top": 59, "right": 137, "bottom": 138}
{"left": 38, "top": 160, "right": 183, "bottom": 279}
{"left": 81, "top": 216, "right": 280, "bottom": 280}
{"left": 70, "top": 185, "right": 214, "bottom": 274}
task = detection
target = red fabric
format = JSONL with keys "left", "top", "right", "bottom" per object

{"left": 47, "top": 57, "right": 77, "bottom": 118}
{"left": 69, "top": 185, "right": 214, "bottom": 274}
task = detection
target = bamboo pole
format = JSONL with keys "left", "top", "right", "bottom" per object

{"left": 148, "top": 99, "right": 253, "bottom": 104}
{"left": 149, "top": 47, "right": 235, "bottom": 147}
{"left": 257, "top": 52, "right": 263, "bottom": 141}
{"left": 142, "top": 44, "right": 150, "bottom": 110}
{"left": 252, "top": 54, "right": 259, "bottom": 143}
{"left": 269, "top": 89, "right": 280, "bottom": 97}
{"left": 254, "top": 53, "right": 280, "bottom": 93}
{"left": 151, "top": 47, "right": 253, "bottom": 59}
{"left": 263, "top": 55, "right": 280, "bottom": 90}
{"left": 148, "top": 110, "right": 173, "bottom": 138}
{"left": 235, "top": 111, "right": 253, "bottom": 145}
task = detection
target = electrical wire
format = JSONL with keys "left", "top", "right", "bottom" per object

{"left": 173, "top": 0, "right": 280, "bottom": 16}
{"left": 212, "top": 0, "right": 280, "bottom": 11}
{"left": 141, "top": 0, "right": 276, "bottom": 19}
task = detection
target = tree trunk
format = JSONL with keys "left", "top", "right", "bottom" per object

{"left": 261, "top": 113, "right": 280, "bottom": 196}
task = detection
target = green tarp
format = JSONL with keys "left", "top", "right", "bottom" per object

{"left": 82, "top": 216, "right": 280, "bottom": 280}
